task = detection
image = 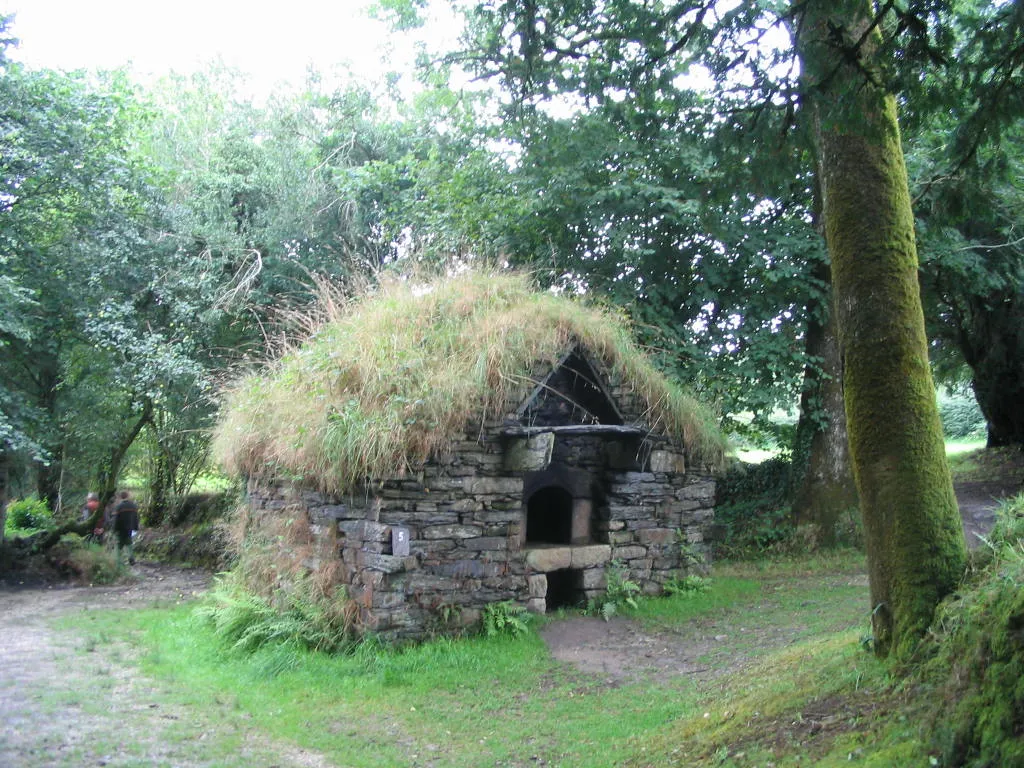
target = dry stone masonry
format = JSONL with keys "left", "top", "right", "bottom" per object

{"left": 244, "top": 349, "right": 716, "bottom": 641}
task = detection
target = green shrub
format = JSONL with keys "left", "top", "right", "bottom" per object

{"left": 64, "top": 539, "right": 122, "bottom": 584}
{"left": 5, "top": 496, "right": 54, "bottom": 534}
{"left": 937, "top": 391, "right": 987, "bottom": 439}
{"left": 713, "top": 457, "right": 795, "bottom": 558}
{"left": 48, "top": 534, "right": 122, "bottom": 584}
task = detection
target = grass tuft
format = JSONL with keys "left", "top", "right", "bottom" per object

{"left": 212, "top": 269, "right": 725, "bottom": 494}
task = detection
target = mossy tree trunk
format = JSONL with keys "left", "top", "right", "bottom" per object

{"left": 791, "top": 270, "right": 860, "bottom": 547}
{"left": 794, "top": 0, "right": 967, "bottom": 658}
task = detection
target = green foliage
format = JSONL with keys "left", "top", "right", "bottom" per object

{"left": 713, "top": 457, "right": 794, "bottom": 559}
{"left": 663, "top": 574, "right": 711, "bottom": 597}
{"left": 587, "top": 561, "right": 641, "bottom": 620}
{"left": 196, "top": 571, "right": 356, "bottom": 654}
{"left": 214, "top": 270, "right": 724, "bottom": 493}
{"left": 4, "top": 496, "right": 54, "bottom": 533}
{"left": 449, "top": 0, "right": 832, "bottom": 427}
{"left": 912, "top": 78, "right": 1024, "bottom": 446}
{"left": 480, "top": 600, "right": 531, "bottom": 638}
{"left": 937, "top": 389, "right": 988, "bottom": 439}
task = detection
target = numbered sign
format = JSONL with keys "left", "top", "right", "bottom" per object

{"left": 391, "top": 526, "right": 410, "bottom": 557}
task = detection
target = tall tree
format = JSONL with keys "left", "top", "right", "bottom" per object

{"left": 0, "top": 61, "right": 165, "bottom": 509}
{"left": 792, "top": 0, "right": 966, "bottom": 656}
{"left": 789, "top": 262, "right": 859, "bottom": 545}
{"left": 912, "top": 113, "right": 1024, "bottom": 449}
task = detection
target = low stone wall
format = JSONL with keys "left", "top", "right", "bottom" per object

{"left": 245, "top": 426, "right": 715, "bottom": 641}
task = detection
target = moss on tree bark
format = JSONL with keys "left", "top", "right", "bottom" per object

{"left": 795, "top": 0, "right": 967, "bottom": 658}
{"left": 791, "top": 276, "right": 860, "bottom": 547}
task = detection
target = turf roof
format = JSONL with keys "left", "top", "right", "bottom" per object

{"left": 214, "top": 270, "right": 724, "bottom": 493}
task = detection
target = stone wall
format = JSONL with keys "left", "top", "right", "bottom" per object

{"left": 245, "top": 417, "right": 715, "bottom": 642}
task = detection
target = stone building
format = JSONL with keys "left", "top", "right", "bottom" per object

{"left": 220, "top": 272, "right": 721, "bottom": 641}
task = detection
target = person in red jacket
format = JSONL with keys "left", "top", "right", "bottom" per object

{"left": 81, "top": 492, "right": 103, "bottom": 543}
{"left": 112, "top": 491, "right": 140, "bottom": 566}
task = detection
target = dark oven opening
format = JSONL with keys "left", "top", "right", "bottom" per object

{"left": 526, "top": 485, "right": 573, "bottom": 545}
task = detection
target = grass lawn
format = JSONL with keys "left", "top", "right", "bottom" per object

{"left": 58, "top": 551, "right": 939, "bottom": 767}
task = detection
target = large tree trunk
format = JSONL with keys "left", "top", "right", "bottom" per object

{"left": 35, "top": 356, "right": 63, "bottom": 511}
{"left": 791, "top": 278, "right": 860, "bottom": 546}
{"left": 967, "top": 292, "right": 1024, "bottom": 448}
{"left": 147, "top": 431, "right": 173, "bottom": 528}
{"left": 794, "top": 0, "right": 967, "bottom": 658}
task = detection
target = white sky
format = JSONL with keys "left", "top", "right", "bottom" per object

{"left": 3, "top": 0, "right": 453, "bottom": 93}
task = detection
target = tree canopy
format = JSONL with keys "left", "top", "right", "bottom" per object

{"left": 1, "top": 3, "right": 1021, "bottom": 593}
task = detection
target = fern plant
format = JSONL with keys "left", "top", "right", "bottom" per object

{"left": 587, "top": 561, "right": 641, "bottom": 620}
{"left": 481, "top": 600, "right": 531, "bottom": 637}
{"left": 664, "top": 574, "right": 711, "bottom": 596}
{"left": 197, "top": 572, "right": 355, "bottom": 653}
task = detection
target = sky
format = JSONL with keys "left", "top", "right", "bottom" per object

{"left": 3, "top": 0, "right": 453, "bottom": 93}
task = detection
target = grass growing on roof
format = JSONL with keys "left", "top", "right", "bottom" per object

{"left": 214, "top": 270, "right": 724, "bottom": 493}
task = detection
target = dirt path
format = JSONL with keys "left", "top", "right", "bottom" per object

{"left": 0, "top": 563, "right": 330, "bottom": 768}
{"left": 956, "top": 480, "right": 1020, "bottom": 547}
{"left": 541, "top": 571, "right": 869, "bottom": 685}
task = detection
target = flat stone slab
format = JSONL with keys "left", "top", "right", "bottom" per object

{"left": 525, "top": 544, "right": 612, "bottom": 572}
{"left": 571, "top": 544, "right": 612, "bottom": 568}
{"left": 525, "top": 546, "right": 572, "bottom": 572}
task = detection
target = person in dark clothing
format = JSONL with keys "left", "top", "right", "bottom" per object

{"left": 112, "top": 491, "right": 140, "bottom": 565}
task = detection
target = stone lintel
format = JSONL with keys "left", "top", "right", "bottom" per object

{"left": 525, "top": 546, "right": 572, "bottom": 572}
{"left": 571, "top": 544, "right": 612, "bottom": 569}
{"left": 524, "top": 544, "right": 612, "bottom": 572}
{"left": 503, "top": 432, "right": 554, "bottom": 472}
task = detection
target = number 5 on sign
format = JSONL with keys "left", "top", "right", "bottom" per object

{"left": 392, "top": 526, "right": 410, "bottom": 557}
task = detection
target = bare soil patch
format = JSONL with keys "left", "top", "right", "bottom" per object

{"left": 541, "top": 572, "right": 868, "bottom": 685}
{"left": 957, "top": 480, "right": 1020, "bottom": 546}
{"left": 541, "top": 614, "right": 717, "bottom": 682}
{"left": 953, "top": 445, "right": 1024, "bottom": 547}
{"left": 0, "top": 563, "right": 330, "bottom": 768}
